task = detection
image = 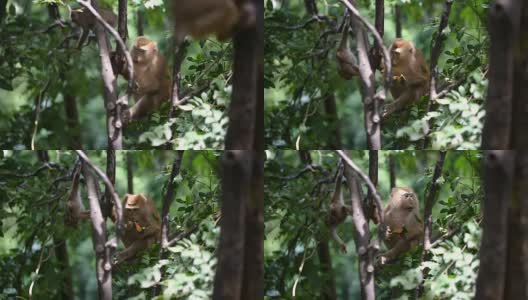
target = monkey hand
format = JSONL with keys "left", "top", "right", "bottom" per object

{"left": 393, "top": 74, "right": 406, "bottom": 83}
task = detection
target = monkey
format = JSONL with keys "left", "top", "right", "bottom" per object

{"left": 115, "top": 193, "right": 161, "bottom": 263}
{"left": 115, "top": 36, "right": 172, "bottom": 123}
{"left": 336, "top": 18, "right": 359, "bottom": 80}
{"left": 326, "top": 164, "right": 351, "bottom": 253}
{"left": 382, "top": 39, "right": 430, "bottom": 119}
{"left": 379, "top": 187, "right": 424, "bottom": 264}
{"left": 70, "top": 6, "right": 117, "bottom": 49}
{"left": 65, "top": 162, "right": 90, "bottom": 227}
{"left": 171, "top": 0, "right": 256, "bottom": 42}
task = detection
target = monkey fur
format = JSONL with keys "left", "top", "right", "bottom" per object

{"left": 379, "top": 187, "right": 423, "bottom": 264}
{"left": 115, "top": 193, "right": 161, "bottom": 263}
{"left": 70, "top": 6, "right": 117, "bottom": 49}
{"left": 65, "top": 163, "right": 90, "bottom": 227}
{"left": 382, "top": 39, "right": 429, "bottom": 118}
{"left": 171, "top": 0, "right": 256, "bottom": 42}
{"left": 326, "top": 165, "right": 351, "bottom": 253}
{"left": 336, "top": 19, "right": 359, "bottom": 80}
{"left": 116, "top": 36, "right": 171, "bottom": 123}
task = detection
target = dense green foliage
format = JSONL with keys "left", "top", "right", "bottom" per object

{"left": 264, "top": 0, "right": 488, "bottom": 149}
{"left": 0, "top": 151, "right": 221, "bottom": 299}
{"left": 264, "top": 151, "right": 482, "bottom": 299}
{"left": 0, "top": 1, "right": 233, "bottom": 149}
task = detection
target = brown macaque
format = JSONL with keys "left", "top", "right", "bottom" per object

{"left": 65, "top": 164, "right": 90, "bottom": 227}
{"left": 326, "top": 165, "right": 351, "bottom": 253}
{"left": 116, "top": 36, "right": 171, "bottom": 123}
{"left": 380, "top": 187, "right": 423, "bottom": 264}
{"left": 382, "top": 39, "right": 430, "bottom": 118}
{"left": 70, "top": 7, "right": 117, "bottom": 49}
{"left": 336, "top": 20, "right": 359, "bottom": 80}
{"left": 115, "top": 193, "right": 161, "bottom": 263}
{"left": 171, "top": 0, "right": 256, "bottom": 42}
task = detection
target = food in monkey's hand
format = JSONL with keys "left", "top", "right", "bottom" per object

{"left": 171, "top": 0, "right": 256, "bottom": 42}
{"left": 114, "top": 193, "right": 161, "bottom": 264}
{"left": 381, "top": 39, "right": 430, "bottom": 119}
{"left": 70, "top": 6, "right": 117, "bottom": 49}
{"left": 115, "top": 36, "right": 171, "bottom": 123}
{"left": 379, "top": 187, "right": 423, "bottom": 264}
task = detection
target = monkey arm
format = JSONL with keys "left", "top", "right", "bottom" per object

{"left": 380, "top": 237, "right": 412, "bottom": 264}
{"left": 330, "top": 227, "right": 347, "bottom": 253}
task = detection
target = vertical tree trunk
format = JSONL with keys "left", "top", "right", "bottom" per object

{"left": 241, "top": 152, "right": 264, "bottom": 299}
{"left": 224, "top": 0, "right": 259, "bottom": 149}
{"left": 317, "top": 235, "right": 337, "bottom": 300}
{"left": 213, "top": 151, "right": 253, "bottom": 300}
{"left": 388, "top": 153, "right": 396, "bottom": 189}
{"left": 103, "top": 150, "right": 116, "bottom": 219}
{"left": 394, "top": 5, "right": 402, "bottom": 38}
{"left": 343, "top": 163, "right": 375, "bottom": 300}
{"left": 53, "top": 239, "right": 74, "bottom": 300}
{"left": 126, "top": 152, "right": 134, "bottom": 194}
{"left": 511, "top": 2, "right": 528, "bottom": 148}
{"left": 324, "top": 94, "right": 342, "bottom": 149}
{"left": 82, "top": 166, "right": 112, "bottom": 300}
{"left": 475, "top": 151, "right": 514, "bottom": 299}
{"left": 481, "top": 0, "right": 520, "bottom": 149}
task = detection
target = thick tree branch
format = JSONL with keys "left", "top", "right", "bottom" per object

{"left": 75, "top": 150, "right": 123, "bottom": 237}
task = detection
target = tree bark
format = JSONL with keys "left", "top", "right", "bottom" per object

{"left": 82, "top": 166, "right": 112, "bottom": 300}
{"left": 343, "top": 164, "right": 375, "bottom": 300}
{"left": 126, "top": 152, "right": 133, "bottom": 194}
{"left": 212, "top": 151, "right": 253, "bottom": 300}
{"left": 475, "top": 151, "right": 514, "bottom": 299}
{"left": 317, "top": 235, "right": 337, "bottom": 300}
{"left": 323, "top": 93, "right": 342, "bottom": 149}
{"left": 481, "top": 0, "right": 520, "bottom": 149}
{"left": 511, "top": 2, "right": 528, "bottom": 148}
{"left": 224, "top": 0, "right": 260, "bottom": 149}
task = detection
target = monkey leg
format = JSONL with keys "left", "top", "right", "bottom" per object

{"left": 128, "top": 94, "right": 160, "bottom": 121}
{"left": 115, "top": 238, "right": 151, "bottom": 263}
{"left": 379, "top": 238, "right": 412, "bottom": 264}
{"left": 382, "top": 88, "right": 420, "bottom": 119}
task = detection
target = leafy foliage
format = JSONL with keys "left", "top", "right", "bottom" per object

{"left": 0, "top": 2, "right": 234, "bottom": 149}
{"left": 0, "top": 151, "right": 220, "bottom": 299}
{"left": 264, "top": 151, "right": 482, "bottom": 299}
{"left": 264, "top": 0, "right": 489, "bottom": 149}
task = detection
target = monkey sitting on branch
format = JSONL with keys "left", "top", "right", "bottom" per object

{"left": 113, "top": 193, "right": 161, "bottom": 264}
{"left": 382, "top": 39, "right": 430, "bottom": 119}
{"left": 326, "top": 164, "right": 352, "bottom": 253}
{"left": 114, "top": 36, "right": 172, "bottom": 123}
{"left": 379, "top": 187, "right": 423, "bottom": 264}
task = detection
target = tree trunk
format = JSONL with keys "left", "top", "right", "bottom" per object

{"left": 317, "top": 235, "right": 337, "bottom": 300}
{"left": 323, "top": 94, "right": 342, "bottom": 149}
{"left": 475, "top": 151, "right": 514, "bottom": 299}
{"left": 212, "top": 151, "right": 253, "bottom": 300}
{"left": 481, "top": 0, "right": 520, "bottom": 149}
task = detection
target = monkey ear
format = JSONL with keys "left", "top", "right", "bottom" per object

{"left": 139, "top": 194, "right": 148, "bottom": 202}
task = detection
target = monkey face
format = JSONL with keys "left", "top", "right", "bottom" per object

{"left": 124, "top": 193, "right": 147, "bottom": 209}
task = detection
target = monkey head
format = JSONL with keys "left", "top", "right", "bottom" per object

{"left": 384, "top": 187, "right": 419, "bottom": 235}
{"left": 131, "top": 37, "right": 157, "bottom": 65}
